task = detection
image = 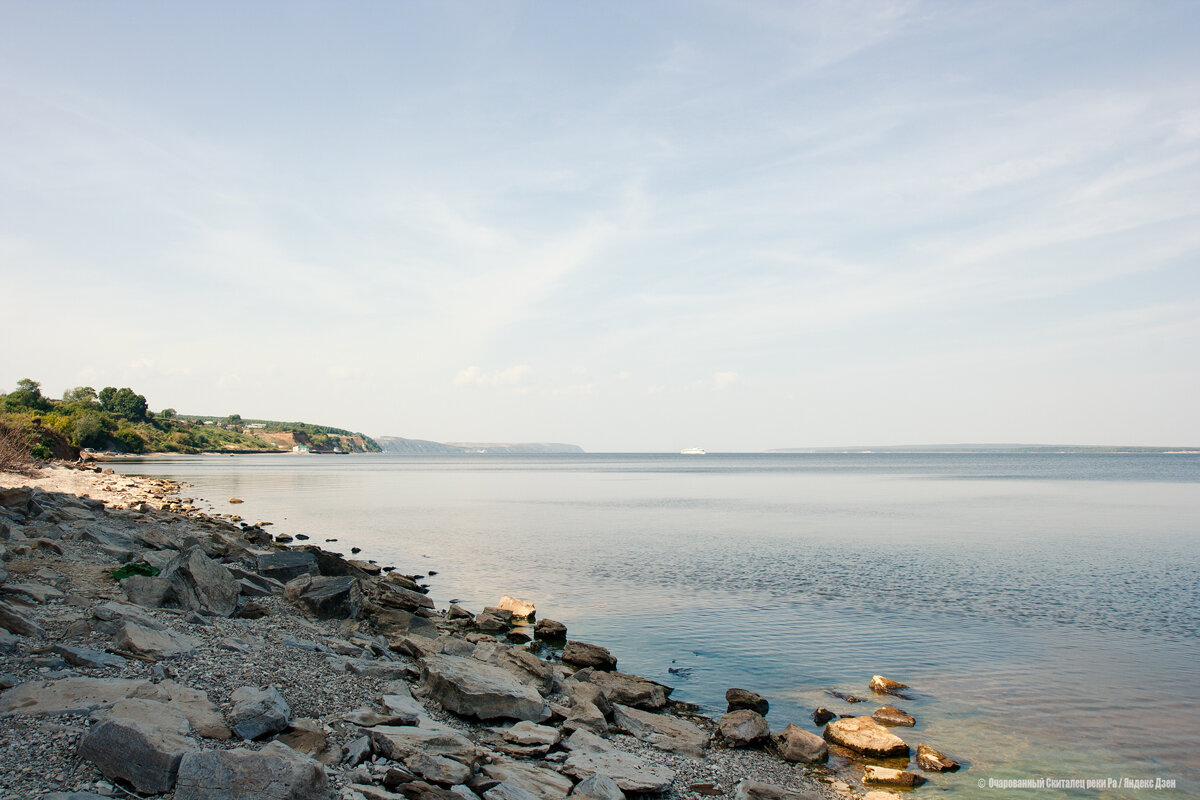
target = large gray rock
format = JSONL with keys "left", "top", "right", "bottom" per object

{"left": 562, "top": 641, "right": 617, "bottom": 671}
{"left": 823, "top": 716, "right": 909, "bottom": 758}
{"left": 482, "top": 759, "right": 575, "bottom": 799}
{"left": 113, "top": 620, "right": 199, "bottom": 659}
{"left": 229, "top": 685, "right": 291, "bottom": 740}
{"left": 77, "top": 717, "right": 197, "bottom": 793}
{"left": 562, "top": 747, "right": 674, "bottom": 793}
{"left": 162, "top": 547, "right": 240, "bottom": 617}
{"left": 51, "top": 645, "right": 125, "bottom": 670}
{"left": 719, "top": 710, "right": 770, "bottom": 747}
{"left": 773, "top": 723, "right": 828, "bottom": 763}
{"left": 285, "top": 574, "right": 363, "bottom": 619}
{"left": 121, "top": 575, "right": 172, "bottom": 608}
{"left": 612, "top": 703, "right": 708, "bottom": 757}
{"left": 256, "top": 550, "right": 319, "bottom": 583}
{"left": 421, "top": 653, "right": 550, "bottom": 722}
{"left": 497, "top": 648, "right": 555, "bottom": 694}
{"left": 569, "top": 669, "right": 670, "bottom": 710}
{"left": 405, "top": 750, "right": 472, "bottom": 786}
{"left": 376, "top": 580, "right": 435, "bottom": 612}
{"left": 726, "top": 688, "right": 769, "bottom": 715}
{"left": 571, "top": 774, "right": 625, "bottom": 800}
{"left": 104, "top": 698, "right": 191, "bottom": 736}
{"left": 0, "top": 677, "right": 167, "bottom": 715}
{"left": 175, "top": 740, "right": 328, "bottom": 800}
{"left": 533, "top": 619, "right": 567, "bottom": 641}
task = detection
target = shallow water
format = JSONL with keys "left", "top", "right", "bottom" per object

{"left": 114, "top": 452, "right": 1200, "bottom": 798}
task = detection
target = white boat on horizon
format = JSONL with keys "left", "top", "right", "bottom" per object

{"left": 680, "top": 447, "right": 707, "bottom": 455}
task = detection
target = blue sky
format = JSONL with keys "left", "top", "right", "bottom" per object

{"left": 2, "top": 1, "right": 1198, "bottom": 450}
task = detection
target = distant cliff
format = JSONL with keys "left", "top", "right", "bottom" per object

{"left": 375, "top": 436, "right": 584, "bottom": 455}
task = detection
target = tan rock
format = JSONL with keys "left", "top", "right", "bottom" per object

{"left": 863, "top": 765, "right": 924, "bottom": 787}
{"left": 823, "top": 716, "right": 909, "bottom": 758}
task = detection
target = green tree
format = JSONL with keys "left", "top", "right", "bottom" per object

{"left": 225, "top": 414, "right": 242, "bottom": 427}
{"left": 71, "top": 412, "right": 111, "bottom": 449}
{"left": 98, "top": 386, "right": 117, "bottom": 411}
{"left": 100, "top": 387, "right": 149, "bottom": 421}
{"left": 160, "top": 408, "right": 177, "bottom": 419}
{"left": 3, "top": 378, "right": 50, "bottom": 412}
{"left": 62, "top": 386, "right": 98, "bottom": 405}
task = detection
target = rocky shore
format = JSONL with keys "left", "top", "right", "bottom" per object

{"left": 0, "top": 464, "right": 948, "bottom": 800}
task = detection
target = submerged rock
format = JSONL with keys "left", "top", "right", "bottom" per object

{"left": 823, "top": 716, "right": 909, "bottom": 758}
{"left": 916, "top": 742, "right": 961, "bottom": 772}
{"left": 872, "top": 705, "right": 915, "bottom": 727}
{"left": 868, "top": 675, "right": 909, "bottom": 695}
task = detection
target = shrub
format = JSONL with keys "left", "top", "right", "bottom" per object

{"left": 111, "top": 562, "right": 160, "bottom": 580}
{"left": 0, "top": 421, "right": 33, "bottom": 473}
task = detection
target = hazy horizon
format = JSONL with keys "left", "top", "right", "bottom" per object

{"left": 3, "top": 2, "right": 1198, "bottom": 452}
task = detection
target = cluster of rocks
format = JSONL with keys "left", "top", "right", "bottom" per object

{"left": 1, "top": 467, "right": 860, "bottom": 800}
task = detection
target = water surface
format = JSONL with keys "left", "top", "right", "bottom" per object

{"left": 114, "top": 453, "right": 1200, "bottom": 798}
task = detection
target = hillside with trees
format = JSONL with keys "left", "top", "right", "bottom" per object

{"left": 0, "top": 378, "right": 380, "bottom": 459}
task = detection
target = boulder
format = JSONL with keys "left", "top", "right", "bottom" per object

{"left": 113, "top": 620, "right": 199, "bottom": 659}
{"left": 284, "top": 574, "right": 363, "bottom": 619}
{"left": 868, "top": 675, "right": 908, "bottom": 695}
{"left": 162, "top": 547, "right": 240, "bottom": 617}
{"left": 863, "top": 765, "right": 924, "bottom": 787}
{"left": 421, "top": 653, "right": 550, "bottom": 722}
{"left": 3, "top": 581, "right": 65, "bottom": 603}
{"left": 77, "top": 717, "right": 197, "bottom": 793}
{"left": 475, "top": 608, "right": 512, "bottom": 633}
{"left": 612, "top": 703, "right": 708, "bottom": 757}
{"left": 773, "top": 723, "right": 828, "bottom": 763}
{"left": 571, "top": 669, "right": 670, "bottom": 710}
{"left": 175, "top": 740, "right": 328, "bottom": 800}
{"left": 373, "top": 606, "right": 439, "bottom": 638}
{"left": 482, "top": 760, "right": 574, "bottom": 799}
{"left": 486, "top": 783, "right": 546, "bottom": 800}
{"left": 562, "top": 747, "right": 674, "bottom": 794}
{"left": 872, "top": 705, "right": 915, "bottom": 727}
{"left": 571, "top": 774, "right": 625, "bottom": 800}
{"left": 562, "top": 641, "right": 617, "bottom": 671}
{"left": 121, "top": 575, "right": 172, "bottom": 608}
{"left": 726, "top": 688, "right": 769, "bottom": 715}
{"left": 916, "top": 742, "right": 960, "bottom": 772}
{"left": 563, "top": 699, "right": 609, "bottom": 736}
{"left": 533, "top": 618, "right": 567, "bottom": 641}
{"left": 733, "top": 781, "right": 821, "bottom": 800}
{"left": 0, "top": 677, "right": 167, "bottom": 715}
{"left": 104, "top": 698, "right": 191, "bottom": 736}
{"left": 497, "top": 595, "right": 536, "bottom": 620}
{"left": 229, "top": 685, "right": 292, "bottom": 740}
{"left": 719, "top": 709, "right": 770, "bottom": 747}
{"left": 381, "top": 683, "right": 427, "bottom": 719}
{"left": 377, "top": 581, "right": 436, "bottom": 612}
{"left": 0, "top": 487, "right": 32, "bottom": 512}
{"left": 447, "top": 604, "right": 474, "bottom": 622}
{"left": 255, "top": 551, "right": 319, "bottom": 583}
{"left": 823, "top": 716, "right": 909, "bottom": 758}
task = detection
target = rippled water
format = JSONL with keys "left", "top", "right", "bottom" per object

{"left": 114, "top": 453, "right": 1200, "bottom": 798}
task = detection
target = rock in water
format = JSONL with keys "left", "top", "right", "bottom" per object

{"left": 77, "top": 717, "right": 197, "bottom": 793}
{"left": 497, "top": 595, "right": 536, "bottom": 620}
{"left": 718, "top": 709, "right": 771, "bottom": 747}
{"left": 229, "top": 685, "right": 292, "bottom": 740}
{"left": 872, "top": 705, "right": 915, "bottom": 727}
{"left": 811, "top": 707, "right": 835, "bottom": 726}
{"left": 773, "top": 722, "right": 829, "bottom": 763}
{"left": 175, "top": 741, "right": 328, "bottom": 799}
{"left": 561, "top": 641, "right": 618, "bottom": 671}
{"left": 726, "top": 688, "right": 769, "bottom": 715}
{"left": 916, "top": 742, "right": 961, "bottom": 772}
{"left": 421, "top": 654, "right": 550, "bottom": 722}
{"left": 868, "top": 674, "right": 908, "bottom": 694}
{"left": 863, "top": 765, "right": 925, "bottom": 787}
{"left": 823, "top": 716, "right": 909, "bottom": 758}
{"left": 534, "top": 618, "right": 567, "bottom": 641}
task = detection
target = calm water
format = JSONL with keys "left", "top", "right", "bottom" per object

{"left": 114, "top": 453, "right": 1200, "bottom": 798}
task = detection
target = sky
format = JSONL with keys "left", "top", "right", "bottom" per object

{"left": 2, "top": 1, "right": 1198, "bottom": 451}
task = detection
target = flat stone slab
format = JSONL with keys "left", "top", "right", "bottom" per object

{"left": 482, "top": 759, "right": 575, "bottom": 799}
{"left": 612, "top": 703, "right": 708, "bottom": 757}
{"left": 562, "top": 748, "right": 675, "bottom": 793}
{"left": 114, "top": 620, "right": 199, "bottom": 659}
{"left": 0, "top": 677, "right": 167, "bottom": 715}
{"left": 421, "top": 653, "right": 550, "bottom": 722}
{"left": 368, "top": 725, "right": 478, "bottom": 764}
{"left": 174, "top": 740, "right": 328, "bottom": 800}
